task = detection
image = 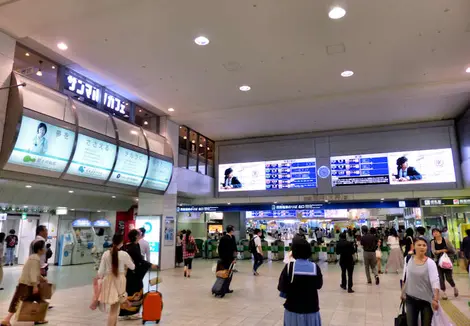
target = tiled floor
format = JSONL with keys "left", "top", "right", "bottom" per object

{"left": 0, "top": 259, "right": 469, "bottom": 325}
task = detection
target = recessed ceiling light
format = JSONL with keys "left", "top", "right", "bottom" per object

{"left": 329, "top": 6, "right": 346, "bottom": 19}
{"left": 24, "top": 206, "right": 28, "bottom": 208}
{"left": 381, "top": 198, "right": 385, "bottom": 201}
{"left": 239, "top": 85, "right": 251, "bottom": 92}
{"left": 274, "top": 201, "right": 278, "bottom": 204}
{"left": 168, "top": 108, "right": 175, "bottom": 112}
{"left": 25, "top": 185, "right": 32, "bottom": 188}
{"left": 207, "top": 147, "right": 210, "bottom": 150}
{"left": 135, "top": 198, "right": 139, "bottom": 201}
{"left": 25, "top": 52, "right": 30, "bottom": 56}
{"left": 227, "top": 202, "right": 231, "bottom": 205}
{"left": 57, "top": 42, "right": 68, "bottom": 50}
{"left": 68, "top": 190, "right": 74, "bottom": 193}
{"left": 194, "top": 36, "right": 210, "bottom": 46}
{"left": 466, "top": 67, "right": 470, "bottom": 73}
{"left": 52, "top": 65, "right": 56, "bottom": 69}
{"left": 183, "top": 136, "right": 187, "bottom": 139}
{"left": 191, "top": 140, "right": 195, "bottom": 143}
{"left": 130, "top": 130, "right": 138, "bottom": 135}
{"left": 97, "top": 210, "right": 101, "bottom": 213}
{"left": 341, "top": 70, "right": 354, "bottom": 77}
{"left": 112, "top": 195, "right": 116, "bottom": 198}
{"left": 324, "top": 199, "right": 329, "bottom": 203}
{"left": 139, "top": 109, "right": 142, "bottom": 113}
{"left": 144, "top": 121, "right": 148, "bottom": 125}
{"left": 71, "top": 208, "right": 75, "bottom": 211}
{"left": 199, "top": 144, "right": 203, "bottom": 147}
{"left": 36, "top": 70, "right": 43, "bottom": 77}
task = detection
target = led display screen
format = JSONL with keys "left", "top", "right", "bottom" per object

{"left": 219, "top": 158, "right": 316, "bottom": 192}
{"left": 109, "top": 147, "right": 147, "bottom": 186}
{"left": 141, "top": 156, "right": 173, "bottom": 191}
{"left": 67, "top": 134, "right": 117, "bottom": 180}
{"left": 135, "top": 216, "right": 161, "bottom": 265}
{"left": 8, "top": 116, "right": 75, "bottom": 172}
{"left": 246, "top": 210, "right": 325, "bottom": 218}
{"left": 331, "top": 148, "right": 456, "bottom": 186}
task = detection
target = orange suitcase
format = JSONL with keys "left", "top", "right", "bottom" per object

{"left": 142, "top": 271, "right": 163, "bottom": 324}
{"left": 142, "top": 291, "right": 163, "bottom": 324}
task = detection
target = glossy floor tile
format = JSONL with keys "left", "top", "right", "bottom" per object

{"left": 0, "top": 259, "right": 469, "bottom": 325}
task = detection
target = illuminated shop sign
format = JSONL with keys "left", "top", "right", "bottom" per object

{"left": 62, "top": 69, "right": 131, "bottom": 119}
{"left": 421, "top": 198, "right": 470, "bottom": 206}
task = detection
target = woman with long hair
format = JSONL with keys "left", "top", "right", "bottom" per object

{"left": 119, "top": 229, "right": 157, "bottom": 319}
{"left": 401, "top": 237, "right": 439, "bottom": 326}
{"left": 175, "top": 230, "right": 184, "bottom": 267}
{"left": 385, "top": 228, "right": 404, "bottom": 274}
{"left": 404, "top": 228, "right": 415, "bottom": 257}
{"left": 431, "top": 228, "right": 458, "bottom": 300}
{"left": 182, "top": 230, "right": 198, "bottom": 278}
{"left": 97, "top": 234, "right": 135, "bottom": 326}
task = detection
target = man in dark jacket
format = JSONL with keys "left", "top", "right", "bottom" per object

{"left": 218, "top": 225, "right": 237, "bottom": 293}
{"left": 336, "top": 233, "right": 356, "bottom": 293}
{"left": 361, "top": 226, "right": 380, "bottom": 285}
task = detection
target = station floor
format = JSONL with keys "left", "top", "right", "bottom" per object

{"left": 0, "top": 259, "right": 469, "bottom": 326}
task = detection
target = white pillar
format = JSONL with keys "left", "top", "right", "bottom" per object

{"left": 0, "top": 32, "right": 15, "bottom": 149}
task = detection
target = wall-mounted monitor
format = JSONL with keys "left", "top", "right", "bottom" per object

{"left": 109, "top": 147, "right": 147, "bottom": 186}
{"left": 219, "top": 158, "right": 316, "bottom": 192}
{"left": 141, "top": 156, "right": 173, "bottom": 191}
{"left": 66, "top": 134, "right": 117, "bottom": 180}
{"left": 7, "top": 116, "right": 75, "bottom": 173}
{"left": 331, "top": 148, "right": 456, "bottom": 187}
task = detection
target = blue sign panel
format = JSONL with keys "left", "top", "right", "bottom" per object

{"left": 141, "top": 156, "right": 173, "bottom": 191}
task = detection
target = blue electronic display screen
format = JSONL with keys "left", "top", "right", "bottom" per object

{"left": 331, "top": 154, "right": 389, "bottom": 186}
{"left": 246, "top": 209, "right": 324, "bottom": 218}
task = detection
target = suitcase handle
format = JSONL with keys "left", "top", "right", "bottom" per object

{"left": 147, "top": 266, "right": 160, "bottom": 292}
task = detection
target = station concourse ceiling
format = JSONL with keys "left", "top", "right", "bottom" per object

{"left": 0, "top": 0, "right": 469, "bottom": 140}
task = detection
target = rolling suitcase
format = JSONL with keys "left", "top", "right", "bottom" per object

{"left": 142, "top": 270, "right": 163, "bottom": 324}
{"left": 211, "top": 261, "right": 234, "bottom": 298}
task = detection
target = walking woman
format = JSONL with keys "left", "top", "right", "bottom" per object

{"left": 431, "top": 228, "right": 458, "bottom": 299}
{"left": 403, "top": 228, "right": 415, "bottom": 257}
{"left": 1, "top": 240, "right": 48, "bottom": 326}
{"left": 182, "top": 230, "right": 198, "bottom": 278}
{"left": 401, "top": 237, "right": 440, "bottom": 326}
{"left": 385, "top": 228, "right": 404, "bottom": 274}
{"left": 97, "top": 234, "right": 135, "bottom": 326}
{"left": 119, "top": 229, "right": 157, "bottom": 319}
{"left": 278, "top": 237, "right": 323, "bottom": 326}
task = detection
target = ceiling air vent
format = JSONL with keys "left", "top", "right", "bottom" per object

{"left": 326, "top": 43, "right": 346, "bottom": 55}
{"left": 222, "top": 61, "right": 242, "bottom": 72}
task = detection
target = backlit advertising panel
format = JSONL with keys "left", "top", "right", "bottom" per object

{"left": 109, "top": 147, "right": 147, "bottom": 186}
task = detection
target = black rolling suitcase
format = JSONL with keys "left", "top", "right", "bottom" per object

{"left": 211, "top": 261, "right": 235, "bottom": 298}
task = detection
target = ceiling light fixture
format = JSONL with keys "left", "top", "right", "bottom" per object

{"left": 199, "top": 144, "right": 203, "bottom": 147}
{"left": 239, "top": 85, "right": 251, "bottom": 92}
{"left": 329, "top": 6, "right": 346, "bottom": 19}
{"left": 57, "top": 42, "right": 68, "bottom": 50}
{"left": 341, "top": 70, "right": 354, "bottom": 77}
{"left": 24, "top": 206, "right": 28, "bottom": 208}
{"left": 68, "top": 190, "right": 74, "bottom": 193}
{"left": 183, "top": 136, "right": 187, "bottom": 139}
{"left": 381, "top": 198, "right": 385, "bottom": 201}
{"left": 207, "top": 147, "right": 210, "bottom": 150}
{"left": 144, "top": 121, "right": 148, "bottom": 125}
{"left": 130, "top": 130, "right": 138, "bottom": 135}
{"left": 52, "top": 65, "right": 56, "bottom": 69}
{"left": 112, "top": 195, "right": 116, "bottom": 198}
{"left": 97, "top": 210, "right": 101, "bottom": 213}
{"left": 25, "top": 185, "right": 32, "bottom": 188}
{"left": 274, "top": 201, "right": 278, "bottom": 204}
{"left": 36, "top": 60, "right": 43, "bottom": 77}
{"left": 139, "top": 109, "right": 142, "bottom": 113}
{"left": 135, "top": 198, "right": 139, "bottom": 201}
{"left": 25, "top": 52, "right": 30, "bottom": 56}
{"left": 466, "top": 67, "right": 470, "bottom": 73}
{"left": 324, "top": 199, "right": 329, "bottom": 203}
{"left": 227, "top": 202, "right": 231, "bottom": 205}
{"left": 191, "top": 140, "right": 195, "bottom": 143}
{"left": 71, "top": 208, "right": 75, "bottom": 211}
{"left": 194, "top": 36, "right": 210, "bottom": 46}
{"left": 168, "top": 108, "right": 175, "bottom": 112}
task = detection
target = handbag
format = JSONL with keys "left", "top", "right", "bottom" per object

{"left": 394, "top": 302, "right": 407, "bottom": 326}
{"left": 438, "top": 253, "right": 453, "bottom": 270}
{"left": 113, "top": 278, "right": 128, "bottom": 304}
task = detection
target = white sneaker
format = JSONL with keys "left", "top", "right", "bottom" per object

{"left": 441, "top": 291, "right": 448, "bottom": 300}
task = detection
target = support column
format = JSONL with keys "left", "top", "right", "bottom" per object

{"left": 0, "top": 32, "right": 15, "bottom": 149}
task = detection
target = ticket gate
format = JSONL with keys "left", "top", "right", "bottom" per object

{"left": 271, "top": 240, "right": 285, "bottom": 261}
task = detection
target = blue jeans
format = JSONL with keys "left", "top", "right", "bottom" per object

{"left": 5, "top": 247, "right": 15, "bottom": 265}
{"left": 253, "top": 252, "right": 263, "bottom": 272}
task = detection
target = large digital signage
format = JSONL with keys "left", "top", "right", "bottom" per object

{"left": 109, "top": 147, "right": 147, "bottom": 186}
{"left": 67, "top": 134, "right": 117, "bottom": 180}
{"left": 141, "top": 156, "right": 173, "bottom": 191}
{"left": 8, "top": 116, "right": 75, "bottom": 172}
{"left": 136, "top": 216, "right": 161, "bottom": 265}
{"left": 219, "top": 158, "right": 316, "bottom": 192}
{"left": 331, "top": 149, "right": 456, "bottom": 186}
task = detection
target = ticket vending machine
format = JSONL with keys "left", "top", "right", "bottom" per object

{"left": 57, "top": 232, "right": 74, "bottom": 266}
{"left": 92, "top": 219, "right": 113, "bottom": 250}
{"left": 70, "top": 218, "right": 94, "bottom": 265}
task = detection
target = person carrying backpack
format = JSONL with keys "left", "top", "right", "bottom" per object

{"left": 182, "top": 230, "right": 198, "bottom": 278}
{"left": 5, "top": 230, "right": 18, "bottom": 266}
{"left": 251, "top": 229, "right": 263, "bottom": 276}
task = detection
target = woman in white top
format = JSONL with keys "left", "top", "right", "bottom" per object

{"left": 385, "top": 228, "right": 404, "bottom": 274}
{"left": 97, "top": 234, "right": 135, "bottom": 326}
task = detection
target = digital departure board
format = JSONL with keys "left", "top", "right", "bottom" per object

{"left": 219, "top": 158, "right": 316, "bottom": 192}
{"left": 246, "top": 209, "right": 324, "bottom": 219}
{"left": 331, "top": 154, "right": 389, "bottom": 186}
{"left": 331, "top": 149, "right": 456, "bottom": 187}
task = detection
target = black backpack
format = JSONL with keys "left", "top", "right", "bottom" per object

{"left": 249, "top": 236, "right": 257, "bottom": 254}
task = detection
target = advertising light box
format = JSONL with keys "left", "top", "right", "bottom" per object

{"left": 67, "top": 134, "right": 117, "bottom": 180}
{"left": 331, "top": 148, "right": 456, "bottom": 186}
{"left": 141, "top": 156, "right": 173, "bottom": 191}
{"left": 136, "top": 216, "right": 161, "bottom": 265}
{"left": 219, "top": 158, "right": 316, "bottom": 192}
{"left": 109, "top": 147, "right": 147, "bottom": 187}
{"left": 8, "top": 116, "right": 75, "bottom": 172}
